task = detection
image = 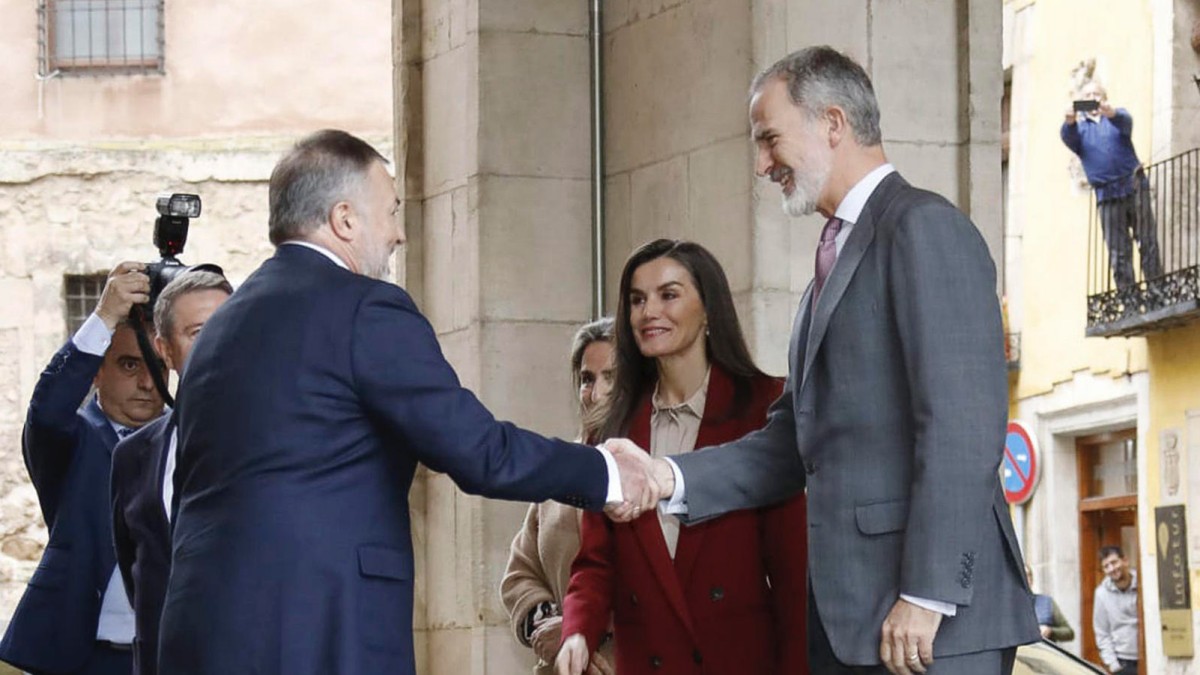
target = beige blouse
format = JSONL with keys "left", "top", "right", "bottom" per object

{"left": 649, "top": 369, "right": 709, "bottom": 558}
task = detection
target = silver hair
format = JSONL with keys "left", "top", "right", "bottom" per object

{"left": 267, "top": 129, "right": 389, "bottom": 246}
{"left": 154, "top": 270, "right": 233, "bottom": 339}
{"left": 751, "top": 46, "right": 883, "bottom": 147}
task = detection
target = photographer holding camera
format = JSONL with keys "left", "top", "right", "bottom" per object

{"left": 1061, "top": 80, "right": 1162, "bottom": 291}
{"left": 0, "top": 262, "right": 166, "bottom": 675}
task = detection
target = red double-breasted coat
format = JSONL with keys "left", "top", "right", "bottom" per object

{"left": 562, "top": 367, "right": 809, "bottom": 674}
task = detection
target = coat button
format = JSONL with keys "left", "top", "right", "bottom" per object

{"left": 709, "top": 586, "right": 724, "bottom": 601}
{"left": 805, "top": 461, "right": 816, "bottom": 475}
{"left": 630, "top": 592, "right": 639, "bottom": 606}
{"left": 693, "top": 649, "right": 703, "bottom": 664}
{"left": 650, "top": 656, "right": 662, "bottom": 669}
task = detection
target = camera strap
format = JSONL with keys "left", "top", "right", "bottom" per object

{"left": 130, "top": 304, "right": 176, "bottom": 408}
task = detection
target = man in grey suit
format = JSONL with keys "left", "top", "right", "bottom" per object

{"left": 604, "top": 47, "right": 1039, "bottom": 675}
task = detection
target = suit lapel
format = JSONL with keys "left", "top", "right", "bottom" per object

{"left": 800, "top": 174, "right": 909, "bottom": 390}
{"left": 790, "top": 284, "right": 814, "bottom": 379}
{"left": 802, "top": 217, "right": 874, "bottom": 389}
{"left": 83, "top": 397, "right": 120, "bottom": 452}
{"left": 627, "top": 398, "right": 696, "bottom": 637}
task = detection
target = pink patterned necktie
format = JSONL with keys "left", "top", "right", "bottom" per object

{"left": 813, "top": 216, "right": 843, "bottom": 303}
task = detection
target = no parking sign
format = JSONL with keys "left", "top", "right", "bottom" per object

{"left": 1003, "top": 421, "right": 1039, "bottom": 505}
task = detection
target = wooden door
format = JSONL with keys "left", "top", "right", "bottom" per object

{"left": 1077, "top": 429, "right": 1144, "bottom": 675}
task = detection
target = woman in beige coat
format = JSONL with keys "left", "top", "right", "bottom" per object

{"left": 501, "top": 318, "right": 616, "bottom": 675}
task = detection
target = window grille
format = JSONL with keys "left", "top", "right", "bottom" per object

{"left": 64, "top": 273, "right": 108, "bottom": 336}
{"left": 38, "top": 0, "right": 164, "bottom": 75}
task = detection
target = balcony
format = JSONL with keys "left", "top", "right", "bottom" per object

{"left": 1086, "top": 148, "right": 1200, "bottom": 337}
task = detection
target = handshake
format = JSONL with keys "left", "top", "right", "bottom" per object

{"left": 600, "top": 439, "right": 677, "bottom": 523}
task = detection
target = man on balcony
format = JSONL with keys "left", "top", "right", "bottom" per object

{"left": 1061, "top": 81, "right": 1162, "bottom": 291}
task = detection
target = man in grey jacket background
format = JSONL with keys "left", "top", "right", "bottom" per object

{"left": 1094, "top": 546, "right": 1139, "bottom": 674}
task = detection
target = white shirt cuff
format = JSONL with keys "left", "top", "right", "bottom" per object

{"left": 659, "top": 457, "right": 688, "bottom": 515}
{"left": 596, "top": 445, "right": 623, "bottom": 504}
{"left": 72, "top": 313, "right": 114, "bottom": 357}
{"left": 900, "top": 594, "right": 957, "bottom": 617}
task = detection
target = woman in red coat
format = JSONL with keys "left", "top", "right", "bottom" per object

{"left": 557, "top": 239, "right": 809, "bottom": 675}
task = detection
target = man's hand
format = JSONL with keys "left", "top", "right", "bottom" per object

{"left": 1099, "top": 101, "right": 1116, "bottom": 118}
{"left": 1039, "top": 624, "right": 1052, "bottom": 639}
{"left": 1064, "top": 106, "right": 1078, "bottom": 124}
{"left": 530, "top": 616, "right": 563, "bottom": 665}
{"left": 556, "top": 634, "right": 590, "bottom": 675}
{"left": 95, "top": 262, "right": 151, "bottom": 330}
{"left": 601, "top": 439, "right": 674, "bottom": 522}
{"left": 879, "top": 598, "right": 943, "bottom": 674}
{"left": 586, "top": 650, "right": 614, "bottom": 675}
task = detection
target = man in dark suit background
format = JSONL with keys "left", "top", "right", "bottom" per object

{"left": 607, "top": 47, "right": 1039, "bottom": 674}
{"left": 157, "top": 129, "right": 659, "bottom": 675}
{"left": 1, "top": 263, "right": 164, "bottom": 675}
{"left": 111, "top": 270, "right": 232, "bottom": 675}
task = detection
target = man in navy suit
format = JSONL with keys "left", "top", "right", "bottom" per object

{"left": 157, "top": 129, "right": 661, "bottom": 675}
{"left": 111, "top": 270, "right": 232, "bottom": 675}
{"left": 1, "top": 263, "right": 165, "bottom": 675}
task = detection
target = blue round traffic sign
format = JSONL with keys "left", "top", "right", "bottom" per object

{"left": 1003, "top": 421, "right": 1039, "bottom": 504}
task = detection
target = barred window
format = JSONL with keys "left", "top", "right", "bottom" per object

{"left": 64, "top": 273, "right": 108, "bottom": 336}
{"left": 39, "top": 0, "right": 164, "bottom": 75}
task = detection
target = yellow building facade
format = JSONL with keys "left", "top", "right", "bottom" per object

{"left": 1005, "top": 0, "right": 1200, "bottom": 671}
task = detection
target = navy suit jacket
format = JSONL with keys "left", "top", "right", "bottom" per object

{"left": 0, "top": 342, "right": 132, "bottom": 674}
{"left": 112, "top": 413, "right": 174, "bottom": 675}
{"left": 158, "top": 244, "right": 608, "bottom": 675}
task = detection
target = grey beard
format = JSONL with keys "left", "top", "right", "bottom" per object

{"left": 783, "top": 189, "right": 817, "bottom": 217}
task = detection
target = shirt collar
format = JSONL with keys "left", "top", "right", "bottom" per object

{"left": 651, "top": 368, "right": 711, "bottom": 420}
{"left": 833, "top": 163, "right": 895, "bottom": 225}
{"left": 280, "top": 240, "right": 350, "bottom": 270}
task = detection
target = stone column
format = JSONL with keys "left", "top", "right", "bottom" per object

{"left": 396, "top": 1, "right": 593, "bottom": 672}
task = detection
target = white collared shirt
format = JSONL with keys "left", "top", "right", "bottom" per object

{"left": 831, "top": 162, "right": 895, "bottom": 256}
{"left": 163, "top": 429, "right": 177, "bottom": 521}
{"left": 279, "top": 240, "right": 350, "bottom": 270}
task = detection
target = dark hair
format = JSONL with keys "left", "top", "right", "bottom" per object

{"left": 1099, "top": 545, "right": 1125, "bottom": 561}
{"left": 569, "top": 317, "right": 615, "bottom": 439}
{"left": 268, "top": 129, "right": 389, "bottom": 245}
{"left": 598, "top": 239, "right": 765, "bottom": 441}
{"left": 750, "top": 45, "right": 882, "bottom": 147}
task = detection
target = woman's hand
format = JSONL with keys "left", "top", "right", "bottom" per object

{"left": 555, "top": 634, "right": 590, "bottom": 675}
{"left": 530, "top": 616, "right": 564, "bottom": 665}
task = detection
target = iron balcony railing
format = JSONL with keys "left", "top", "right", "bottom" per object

{"left": 1086, "top": 147, "right": 1200, "bottom": 337}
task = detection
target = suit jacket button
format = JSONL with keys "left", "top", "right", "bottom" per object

{"left": 805, "top": 461, "right": 816, "bottom": 475}
{"left": 630, "top": 592, "right": 638, "bottom": 606}
{"left": 709, "top": 586, "right": 724, "bottom": 601}
{"left": 693, "top": 649, "right": 703, "bottom": 664}
{"left": 650, "top": 656, "right": 662, "bottom": 669}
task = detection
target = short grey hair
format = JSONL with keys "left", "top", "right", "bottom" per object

{"left": 268, "top": 129, "right": 389, "bottom": 246}
{"left": 751, "top": 46, "right": 882, "bottom": 147}
{"left": 154, "top": 270, "right": 233, "bottom": 339}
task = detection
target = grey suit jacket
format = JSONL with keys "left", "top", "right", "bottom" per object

{"left": 673, "top": 172, "right": 1039, "bottom": 665}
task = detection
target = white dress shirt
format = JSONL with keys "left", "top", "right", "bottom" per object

{"left": 163, "top": 429, "right": 177, "bottom": 521}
